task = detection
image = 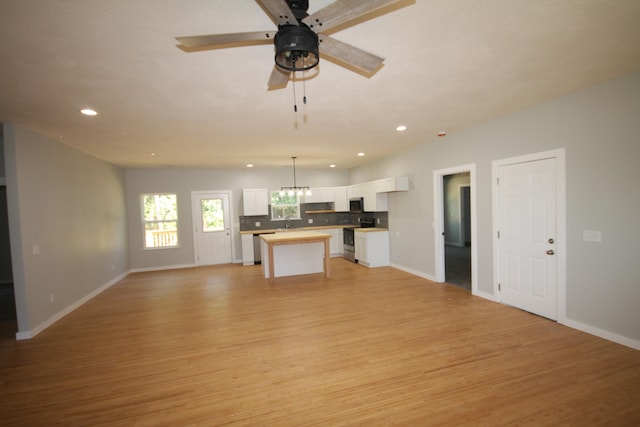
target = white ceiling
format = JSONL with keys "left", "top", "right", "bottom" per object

{"left": 1, "top": 0, "right": 639, "bottom": 170}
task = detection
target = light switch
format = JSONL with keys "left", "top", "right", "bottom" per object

{"left": 583, "top": 230, "right": 602, "bottom": 243}
{"left": 32, "top": 245, "right": 40, "bottom": 255}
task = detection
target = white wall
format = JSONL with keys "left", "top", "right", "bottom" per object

{"left": 4, "top": 125, "right": 128, "bottom": 337}
{"left": 349, "top": 71, "right": 640, "bottom": 345}
{"left": 124, "top": 167, "right": 348, "bottom": 270}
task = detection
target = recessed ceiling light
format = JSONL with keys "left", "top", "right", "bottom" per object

{"left": 150, "top": 152, "right": 156, "bottom": 156}
{"left": 246, "top": 164, "right": 254, "bottom": 168}
{"left": 438, "top": 131, "right": 447, "bottom": 137}
{"left": 357, "top": 152, "right": 365, "bottom": 157}
{"left": 80, "top": 108, "right": 98, "bottom": 116}
{"left": 329, "top": 164, "right": 336, "bottom": 168}
{"left": 396, "top": 125, "right": 407, "bottom": 132}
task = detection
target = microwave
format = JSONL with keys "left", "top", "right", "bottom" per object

{"left": 349, "top": 197, "right": 364, "bottom": 213}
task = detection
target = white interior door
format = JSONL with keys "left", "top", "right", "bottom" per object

{"left": 497, "top": 157, "right": 557, "bottom": 319}
{"left": 192, "top": 192, "right": 232, "bottom": 265}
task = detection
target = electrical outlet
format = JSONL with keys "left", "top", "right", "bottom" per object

{"left": 377, "top": 218, "right": 380, "bottom": 224}
{"left": 255, "top": 221, "right": 261, "bottom": 227}
{"left": 49, "top": 293, "right": 55, "bottom": 303}
{"left": 308, "top": 219, "right": 313, "bottom": 224}
{"left": 583, "top": 230, "right": 602, "bottom": 243}
{"left": 32, "top": 245, "right": 40, "bottom": 255}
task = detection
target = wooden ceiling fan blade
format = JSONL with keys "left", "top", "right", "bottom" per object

{"left": 175, "top": 31, "right": 276, "bottom": 50}
{"left": 258, "top": 0, "right": 300, "bottom": 27}
{"left": 268, "top": 65, "right": 290, "bottom": 89}
{"left": 303, "top": 0, "right": 409, "bottom": 34}
{"left": 319, "top": 35, "right": 384, "bottom": 76}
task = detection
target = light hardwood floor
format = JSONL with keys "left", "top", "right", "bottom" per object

{"left": 1, "top": 260, "right": 639, "bottom": 426}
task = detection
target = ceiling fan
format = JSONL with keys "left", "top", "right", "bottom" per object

{"left": 175, "top": 0, "right": 409, "bottom": 89}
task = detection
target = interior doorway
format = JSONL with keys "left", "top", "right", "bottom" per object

{"left": 434, "top": 165, "right": 477, "bottom": 294}
{"left": 0, "top": 185, "right": 17, "bottom": 335}
{"left": 443, "top": 173, "right": 471, "bottom": 290}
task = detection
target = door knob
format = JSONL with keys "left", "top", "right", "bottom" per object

{"left": 548, "top": 238, "right": 555, "bottom": 244}
{"left": 546, "top": 250, "right": 555, "bottom": 255}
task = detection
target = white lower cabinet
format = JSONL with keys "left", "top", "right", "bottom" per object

{"left": 241, "top": 234, "right": 254, "bottom": 266}
{"left": 354, "top": 230, "right": 390, "bottom": 267}
{"left": 327, "top": 228, "right": 343, "bottom": 257}
{"left": 242, "top": 228, "right": 343, "bottom": 266}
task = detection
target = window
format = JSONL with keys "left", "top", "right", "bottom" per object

{"left": 200, "top": 198, "right": 225, "bottom": 232}
{"left": 142, "top": 194, "right": 178, "bottom": 248}
{"left": 270, "top": 191, "right": 300, "bottom": 220}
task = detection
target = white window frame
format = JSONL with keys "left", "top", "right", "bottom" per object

{"left": 141, "top": 193, "right": 179, "bottom": 249}
{"left": 270, "top": 191, "right": 301, "bottom": 220}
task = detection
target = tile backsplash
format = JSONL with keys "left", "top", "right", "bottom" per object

{"left": 239, "top": 203, "right": 388, "bottom": 231}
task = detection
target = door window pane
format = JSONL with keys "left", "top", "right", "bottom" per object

{"left": 201, "top": 198, "right": 225, "bottom": 232}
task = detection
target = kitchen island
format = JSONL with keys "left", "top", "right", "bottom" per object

{"left": 260, "top": 231, "right": 331, "bottom": 281}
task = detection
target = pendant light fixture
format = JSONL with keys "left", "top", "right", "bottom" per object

{"left": 280, "top": 156, "right": 311, "bottom": 197}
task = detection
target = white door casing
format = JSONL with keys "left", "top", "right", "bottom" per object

{"left": 493, "top": 149, "right": 566, "bottom": 321}
{"left": 191, "top": 191, "right": 233, "bottom": 265}
{"left": 433, "top": 164, "right": 478, "bottom": 295}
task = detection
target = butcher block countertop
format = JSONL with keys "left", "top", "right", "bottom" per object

{"left": 241, "top": 225, "right": 357, "bottom": 235}
{"left": 259, "top": 230, "right": 331, "bottom": 243}
{"left": 354, "top": 228, "right": 389, "bottom": 233}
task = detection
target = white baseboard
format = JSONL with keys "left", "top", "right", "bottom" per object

{"left": 559, "top": 317, "right": 640, "bottom": 351}
{"left": 473, "top": 289, "right": 499, "bottom": 302}
{"left": 16, "top": 271, "right": 131, "bottom": 340}
{"left": 390, "top": 265, "right": 639, "bottom": 351}
{"left": 130, "top": 263, "right": 196, "bottom": 273}
{"left": 390, "top": 263, "right": 437, "bottom": 282}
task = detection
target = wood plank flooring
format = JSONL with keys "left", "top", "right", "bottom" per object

{"left": 1, "top": 259, "right": 639, "bottom": 426}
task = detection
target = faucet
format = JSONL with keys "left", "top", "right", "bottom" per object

{"left": 285, "top": 216, "right": 291, "bottom": 229}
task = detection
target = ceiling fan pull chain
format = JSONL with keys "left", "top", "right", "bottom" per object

{"left": 292, "top": 61, "right": 298, "bottom": 112}
{"left": 303, "top": 69, "right": 307, "bottom": 105}
{"left": 302, "top": 58, "right": 307, "bottom": 105}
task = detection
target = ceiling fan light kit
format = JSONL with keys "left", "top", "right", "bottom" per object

{"left": 175, "top": 0, "right": 410, "bottom": 90}
{"left": 274, "top": 25, "right": 319, "bottom": 71}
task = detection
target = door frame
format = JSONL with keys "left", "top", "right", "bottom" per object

{"left": 458, "top": 184, "right": 471, "bottom": 247}
{"left": 492, "top": 149, "right": 566, "bottom": 322}
{"left": 433, "top": 164, "right": 478, "bottom": 294}
{"left": 191, "top": 190, "right": 235, "bottom": 266}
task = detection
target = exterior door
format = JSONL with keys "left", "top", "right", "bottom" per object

{"left": 497, "top": 157, "right": 557, "bottom": 319}
{"left": 192, "top": 192, "right": 232, "bottom": 265}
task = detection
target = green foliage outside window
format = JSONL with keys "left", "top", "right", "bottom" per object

{"left": 142, "top": 194, "right": 178, "bottom": 248}
{"left": 201, "top": 198, "right": 225, "bottom": 232}
{"left": 270, "top": 192, "right": 300, "bottom": 220}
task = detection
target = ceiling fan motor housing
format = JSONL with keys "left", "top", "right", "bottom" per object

{"left": 287, "top": 0, "right": 310, "bottom": 20}
{"left": 274, "top": 24, "right": 319, "bottom": 71}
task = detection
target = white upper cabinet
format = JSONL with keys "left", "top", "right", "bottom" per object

{"left": 333, "top": 186, "right": 348, "bottom": 211}
{"left": 375, "top": 176, "right": 409, "bottom": 193}
{"left": 305, "top": 186, "right": 348, "bottom": 211}
{"left": 347, "top": 183, "right": 364, "bottom": 200}
{"left": 305, "top": 187, "right": 334, "bottom": 203}
{"left": 363, "top": 182, "right": 388, "bottom": 212}
{"left": 352, "top": 176, "right": 409, "bottom": 212}
{"left": 242, "top": 188, "right": 269, "bottom": 216}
